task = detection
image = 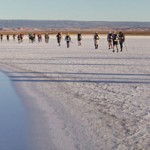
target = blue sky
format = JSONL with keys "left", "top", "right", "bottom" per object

{"left": 0, "top": 0, "right": 149, "bottom": 21}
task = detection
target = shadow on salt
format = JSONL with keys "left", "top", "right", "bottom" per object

{"left": 0, "top": 72, "right": 29, "bottom": 150}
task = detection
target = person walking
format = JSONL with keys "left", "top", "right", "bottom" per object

{"left": 77, "top": 33, "right": 82, "bottom": 46}
{"left": 17, "top": 34, "right": 21, "bottom": 43}
{"left": 45, "top": 33, "right": 49, "bottom": 43}
{"left": 112, "top": 31, "right": 119, "bottom": 52}
{"left": 6, "top": 35, "right": 9, "bottom": 41}
{"left": 118, "top": 31, "right": 125, "bottom": 52}
{"left": 37, "top": 34, "right": 42, "bottom": 42}
{"left": 0, "top": 34, "right": 3, "bottom": 41}
{"left": 107, "top": 32, "right": 113, "bottom": 49}
{"left": 56, "top": 32, "right": 62, "bottom": 46}
{"left": 29, "top": 33, "right": 35, "bottom": 43}
{"left": 65, "top": 33, "right": 71, "bottom": 48}
{"left": 94, "top": 32, "right": 100, "bottom": 49}
{"left": 20, "top": 33, "right": 24, "bottom": 42}
{"left": 13, "top": 34, "right": 16, "bottom": 41}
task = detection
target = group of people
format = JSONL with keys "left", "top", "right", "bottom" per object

{"left": 107, "top": 31, "right": 125, "bottom": 52}
{"left": 1, "top": 34, "right": 10, "bottom": 41}
{"left": 63, "top": 31, "right": 125, "bottom": 51}
{"left": 92, "top": 31, "right": 125, "bottom": 52}
{"left": 0, "top": 31, "right": 125, "bottom": 51}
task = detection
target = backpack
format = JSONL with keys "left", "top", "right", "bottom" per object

{"left": 108, "top": 33, "right": 112, "bottom": 39}
{"left": 45, "top": 34, "right": 49, "bottom": 39}
{"left": 66, "top": 35, "right": 70, "bottom": 41}
{"left": 78, "top": 34, "right": 81, "bottom": 40}
{"left": 113, "top": 34, "right": 117, "bottom": 41}
{"left": 95, "top": 34, "right": 99, "bottom": 40}
{"left": 119, "top": 33, "right": 125, "bottom": 42}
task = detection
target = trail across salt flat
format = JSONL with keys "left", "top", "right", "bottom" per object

{"left": 0, "top": 35, "right": 150, "bottom": 150}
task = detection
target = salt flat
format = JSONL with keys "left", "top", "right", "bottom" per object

{"left": 0, "top": 35, "right": 150, "bottom": 150}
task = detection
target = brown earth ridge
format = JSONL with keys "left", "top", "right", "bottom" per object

{"left": 0, "top": 28, "right": 150, "bottom": 35}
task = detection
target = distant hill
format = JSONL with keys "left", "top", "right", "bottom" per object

{"left": 0, "top": 20, "right": 150, "bottom": 29}
{"left": 0, "top": 20, "right": 150, "bottom": 35}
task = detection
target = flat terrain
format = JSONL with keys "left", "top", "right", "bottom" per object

{"left": 0, "top": 35, "right": 150, "bottom": 150}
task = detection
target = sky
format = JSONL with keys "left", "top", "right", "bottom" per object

{"left": 0, "top": 0, "right": 150, "bottom": 22}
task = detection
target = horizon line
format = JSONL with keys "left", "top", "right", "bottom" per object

{"left": 0, "top": 19, "right": 150, "bottom": 23}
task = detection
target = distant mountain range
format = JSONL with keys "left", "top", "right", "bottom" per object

{"left": 0, "top": 20, "right": 150, "bottom": 29}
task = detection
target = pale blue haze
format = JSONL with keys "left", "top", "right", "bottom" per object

{"left": 0, "top": 0, "right": 149, "bottom": 21}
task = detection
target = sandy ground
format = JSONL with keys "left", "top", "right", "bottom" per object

{"left": 0, "top": 35, "right": 150, "bottom": 150}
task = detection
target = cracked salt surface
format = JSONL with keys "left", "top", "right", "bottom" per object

{"left": 0, "top": 35, "right": 150, "bottom": 150}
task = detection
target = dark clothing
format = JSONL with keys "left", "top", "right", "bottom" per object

{"left": 29, "top": 34, "right": 35, "bottom": 43}
{"left": 57, "top": 34, "right": 61, "bottom": 40}
{"left": 13, "top": 35, "right": 16, "bottom": 40}
{"left": 112, "top": 34, "right": 118, "bottom": 46}
{"left": 107, "top": 33, "right": 113, "bottom": 49}
{"left": 118, "top": 33, "right": 125, "bottom": 43}
{"left": 0, "top": 35, "right": 3, "bottom": 41}
{"left": 77, "top": 34, "right": 82, "bottom": 41}
{"left": 107, "top": 33, "right": 112, "bottom": 42}
{"left": 65, "top": 35, "right": 71, "bottom": 42}
{"left": 77, "top": 34, "right": 82, "bottom": 46}
{"left": 6, "top": 35, "right": 9, "bottom": 41}
{"left": 65, "top": 35, "right": 71, "bottom": 48}
{"left": 94, "top": 34, "right": 100, "bottom": 40}
{"left": 118, "top": 32, "right": 125, "bottom": 51}
{"left": 56, "top": 33, "right": 62, "bottom": 46}
{"left": 94, "top": 33, "right": 100, "bottom": 49}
